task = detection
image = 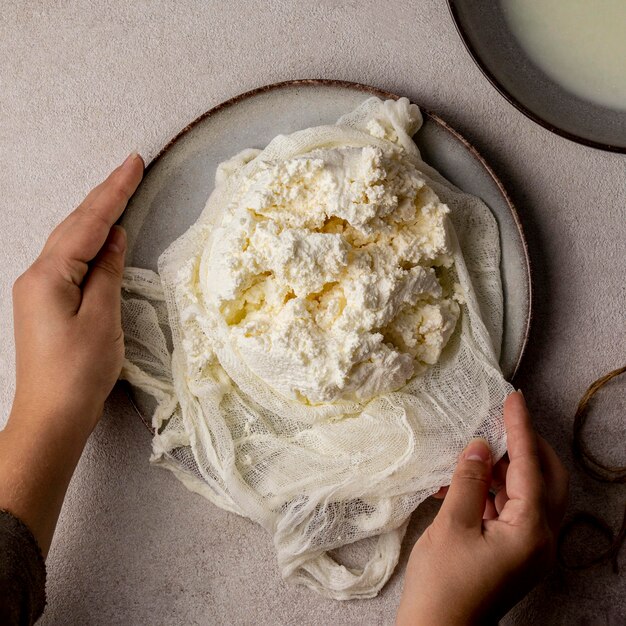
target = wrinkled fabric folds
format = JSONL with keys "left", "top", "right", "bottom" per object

{"left": 120, "top": 98, "right": 512, "bottom": 600}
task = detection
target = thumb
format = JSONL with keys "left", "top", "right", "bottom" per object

{"left": 437, "top": 438, "right": 493, "bottom": 531}
{"left": 80, "top": 225, "right": 126, "bottom": 322}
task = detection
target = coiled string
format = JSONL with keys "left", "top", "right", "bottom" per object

{"left": 557, "top": 365, "right": 626, "bottom": 572}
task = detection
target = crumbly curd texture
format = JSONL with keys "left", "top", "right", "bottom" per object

{"left": 204, "top": 142, "right": 461, "bottom": 404}
{"left": 121, "top": 97, "right": 512, "bottom": 601}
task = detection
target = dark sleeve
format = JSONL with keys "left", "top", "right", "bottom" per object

{"left": 0, "top": 509, "right": 46, "bottom": 625}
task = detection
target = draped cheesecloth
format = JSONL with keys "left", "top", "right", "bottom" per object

{"left": 120, "top": 97, "right": 513, "bottom": 600}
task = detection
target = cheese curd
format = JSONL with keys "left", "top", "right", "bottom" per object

{"left": 197, "top": 142, "right": 459, "bottom": 404}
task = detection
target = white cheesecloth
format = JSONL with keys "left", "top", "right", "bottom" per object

{"left": 120, "top": 97, "right": 513, "bottom": 600}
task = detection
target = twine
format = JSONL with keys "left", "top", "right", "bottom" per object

{"left": 557, "top": 365, "right": 626, "bottom": 571}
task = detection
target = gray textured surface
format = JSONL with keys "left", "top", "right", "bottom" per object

{"left": 0, "top": 1, "right": 624, "bottom": 624}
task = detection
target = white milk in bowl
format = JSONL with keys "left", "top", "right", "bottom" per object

{"left": 502, "top": 0, "right": 626, "bottom": 111}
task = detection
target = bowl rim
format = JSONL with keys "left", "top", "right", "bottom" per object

{"left": 447, "top": 0, "right": 626, "bottom": 154}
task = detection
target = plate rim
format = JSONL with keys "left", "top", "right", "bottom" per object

{"left": 447, "top": 1, "right": 626, "bottom": 154}
{"left": 126, "top": 79, "right": 531, "bottom": 432}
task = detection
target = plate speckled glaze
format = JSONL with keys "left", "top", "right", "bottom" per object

{"left": 121, "top": 80, "right": 530, "bottom": 423}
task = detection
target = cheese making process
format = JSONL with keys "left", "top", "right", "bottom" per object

{"left": 0, "top": 2, "right": 624, "bottom": 625}
{"left": 120, "top": 96, "right": 512, "bottom": 599}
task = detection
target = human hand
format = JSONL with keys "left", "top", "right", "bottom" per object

{"left": 396, "top": 391, "right": 569, "bottom": 625}
{"left": 10, "top": 153, "right": 144, "bottom": 433}
{"left": 0, "top": 153, "right": 143, "bottom": 555}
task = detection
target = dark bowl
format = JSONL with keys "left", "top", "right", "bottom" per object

{"left": 448, "top": 0, "right": 626, "bottom": 153}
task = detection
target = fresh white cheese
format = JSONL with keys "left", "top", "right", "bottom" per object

{"left": 188, "top": 139, "right": 459, "bottom": 405}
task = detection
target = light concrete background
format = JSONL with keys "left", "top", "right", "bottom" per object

{"left": 1, "top": 1, "right": 624, "bottom": 624}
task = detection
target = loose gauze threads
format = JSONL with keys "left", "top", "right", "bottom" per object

{"left": 121, "top": 97, "right": 513, "bottom": 599}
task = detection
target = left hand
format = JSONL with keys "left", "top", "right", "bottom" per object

{"left": 0, "top": 153, "right": 144, "bottom": 557}
{"left": 11, "top": 152, "right": 144, "bottom": 431}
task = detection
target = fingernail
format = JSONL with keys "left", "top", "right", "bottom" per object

{"left": 464, "top": 438, "right": 491, "bottom": 463}
{"left": 121, "top": 152, "right": 142, "bottom": 171}
{"left": 107, "top": 225, "right": 127, "bottom": 253}
{"left": 516, "top": 389, "right": 524, "bottom": 398}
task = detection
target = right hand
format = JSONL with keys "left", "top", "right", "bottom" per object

{"left": 396, "top": 391, "right": 569, "bottom": 625}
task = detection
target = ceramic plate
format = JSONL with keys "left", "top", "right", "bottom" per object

{"left": 121, "top": 80, "right": 530, "bottom": 422}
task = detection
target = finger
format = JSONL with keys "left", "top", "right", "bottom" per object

{"left": 45, "top": 178, "right": 114, "bottom": 249}
{"left": 80, "top": 225, "right": 126, "bottom": 324}
{"left": 502, "top": 391, "right": 544, "bottom": 506}
{"left": 438, "top": 438, "right": 492, "bottom": 531}
{"left": 41, "top": 153, "right": 143, "bottom": 284}
{"left": 536, "top": 436, "right": 569, "bottom": 531}
{"left": 432, "top": 486, "right": 448, "bottom": 500}
{"left": 495, "top": 486, "right": 509, "bottom": 515}
{"left": 44, "top": 153, "right": 143, "bottom": 254}
{"left": 491, "top": 456, "right": 509, "bottom": 491}
{"left": 483, "top": 495, "right": 498, "bottom": 520}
